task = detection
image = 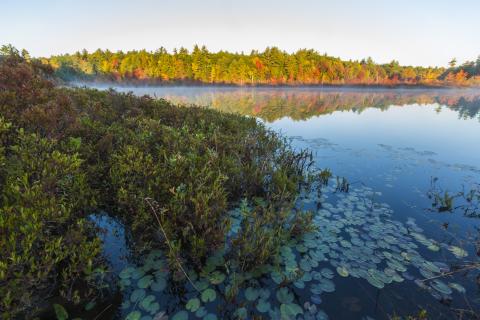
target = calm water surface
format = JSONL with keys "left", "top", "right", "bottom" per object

{"left": 85, "top": 86, "right": 480, "bottom": 320}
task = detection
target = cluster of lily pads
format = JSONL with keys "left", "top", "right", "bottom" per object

{"left": 115, "top": 179, "right": 470, "bottom": 320}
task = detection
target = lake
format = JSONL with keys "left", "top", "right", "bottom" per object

{"left": 85, "top": 85, "right": 480, "bottom": 320}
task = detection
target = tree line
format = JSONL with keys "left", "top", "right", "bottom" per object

{"left": 44, "top": 46, "right": 480, "bottom": 86}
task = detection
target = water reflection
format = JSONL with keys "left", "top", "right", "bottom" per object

{"left": 92, "top": 85, "right": 480, "bottom": 122}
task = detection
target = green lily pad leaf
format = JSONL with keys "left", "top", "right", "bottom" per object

{"left": 366, "top": 275, "right": 384, "bottom": 289}
{"left": 201, "top": 288, "right": 216, "bottom": 303}
{"left": 271, "top": 271, "right": 283, "bottom": 284}
{"left": 234, "top": 307, "right": 247, "bottom": 319}
{"left": 259, "top": 288, "right": 271, "bottom": 300}
{"left": 209, "top": 271, "right": 226, "bottom": 285}
{"left": 125, "top": 311, "right": 142, "bottom": 320}
{"left": 431, "top": 280, "right": 452, "bottom": 295}
{"left": 130, "top": 288, "right": 146, "bottom": 303}
{"left": 195, "top": 280, "right": 210, "bottom": 291}
{"left": 147, "top": 302, "right": 160, "bottom": 315}
{"left": 195, "top": 306, "right": 208, "bottom": 318}
{"left": 186, "top": 298, "right": 200, "bottom": 312}
{"left": 84, "top": 300, "right": 96, "bottom": 311}
{"left": 140, "top": 295, "right": 155, "bottom": 311}
{"left": 245, "top": 287, "right": 259, "bottom": 301}
{"left": 137, "top": 275, "right": 153, "bottom": 289}
{"left": 280, "top": 303, "right": 303, "bottom": 319}
{"left": 119, "top": 267, "right": 134, "bottom": 279}
{"left": 203, "top": 314, "right": 217, "bottom": 320}
{"left": 121, "top": 301, "right": 131, "bottom": 309}
{"left": 53, "top": 304, "right": 68, "bottom": 320}
{"left": 336, "top": 266, "right": 349, "bottom": 277}
{"left": 171, "top": 310, "right": 188, "bottom": 320}
{"left": 131, "top": 268, "right": 146, "bottom": 280}
{"left": 448, "top": 245, "right": 468, "bottom": 258}
{"left": 449, "top": 282, "right": 466, "bottom": 294}
{"left": 276, "top": 287, "right": 294, "bottom": 304}
{"left": 151, "top": 277, "right": 167, "bottom": 292}
{"left": 256, "top": 299, "right": 271, "bottom": 313}
{"left": 299, "top": 259, "right": 312, "bottom": 272}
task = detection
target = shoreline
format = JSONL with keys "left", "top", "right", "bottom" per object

{"left": 68, "top": 79, "right": 478, "bottom": 91}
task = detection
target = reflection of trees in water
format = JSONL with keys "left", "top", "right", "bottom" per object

{"left": 164, "top": 90, "right": 480, "bottom": 122}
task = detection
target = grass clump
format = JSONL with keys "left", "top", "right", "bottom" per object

{"left": 0, "top": 48, "right": 314, "bottom": 318}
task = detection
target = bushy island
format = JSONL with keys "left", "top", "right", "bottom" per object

{"left": 0, "top": 47, "right": 319, "bottom": 319}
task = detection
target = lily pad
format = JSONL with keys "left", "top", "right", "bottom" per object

{"left": 276, "top": 287, "right": 294, "bottom": 304}
{"left": 280, "top": 303, "right": 303, "bottom": 319}
{"left": 201, "top": 288, "right": 217, "bottom": 303}
{"left": 209, "top": 271, "right": 226, "bottom": 285}
{"left": 431, "top": 280, "right": 452, "bottom": 295}
{"left": 336, "top": 266, "right": 349, "bottom": 277}
{"left": 245, "top": 287, "right": 259, "bottom": 301}
{"left": 125, "top": 311, "right": 142, "bottom": 320}
{"left": 137, "top": 275, "right": 153, "bottom": 289}
{"left": 448, "top": 245, "right": 468, "bottom": 258}
{"left": 195, "top": 306, "right": 208, "bottom": 318}
{"left": 256, "top": 299, "right": 271, "bottom": 313}
{"left": 449, "top": 282, "right": 466, "bottom": 294}
{"left": 130, "top": 289, "right": 146, "bottom": 303}
{"left": 186, "top": 298, "right": 200, "bottom": 312}
{"left": 151, "top": 277, "right": 167, "bottom": 292}
{"left": 171, "top": 310, "right": 188, "bottom": 320}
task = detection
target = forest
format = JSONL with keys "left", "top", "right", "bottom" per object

{"left": 45, "top": 46, "right": 480, "bottom": 86}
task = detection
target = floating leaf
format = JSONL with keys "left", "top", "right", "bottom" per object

{"left": 276, "top": 287, "right": 294, "bottom": 304}
{"left": 245, "top": 287, "right": 259, "bottom": 301}
{"left": 84, "top": 300, "right": 96, "bottom": 311}
{"left": 271, "top": 271, "right": 283, "bottom": 284}
{"left": 125, "top": 311, "right": 141, "bottom": 320}
{"left": 119, "top": 267, "right": 134, "bottom": 279}
{"left": 336, "top": 266, "right": 349, "bottom": 277}
{"left": 131, "top": 268, "right": 146, "bottom": 280}
{"left": 53, "top": 304, "right": 68, "bottom": 320}
{"left": 234, "top": 307, "right": 247, "bottom": 319}
{"left": 151, "top": 277, "right": 167, "bottom": 292}
{"left": 280, "top": 303, "right": 303, "bottom": 319}
{"left": 256, "top": 299, "right": 271, "bottom": 313}
{"left": 209, "top": 271, "right": 226, "bottom": 285}
{"left": 201, "top": 288, "right": 216, "bottom": 303}
{"left": 203, "top": 314, "right": 217, "bottom": 320}
{"left": 431, "top": 280, "right": 452, "bottom": 295}
{"left": 449, "top": 282, "right": 466, "bottom": 294}
{"left": 195, "top": 306, "right": 208, "bottom": 318}
{"left": 137, "top": 275, "right": 153, "bottom": 289}
{"left": 140, "top": 295, "right": 155, "bottom": 311}
{"left": 448, "top": 245, "right": 468, "bottom": 258}
{"left": 171, "top": 310, "right": 188, "bottom": 320}
{"left": 130, "top": 289, "right": 146, "bottom": 303}
{"left": 186, "top": 298, "right": 200, "bottom": 312}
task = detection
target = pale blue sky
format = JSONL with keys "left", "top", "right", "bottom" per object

{"left": 2, "top": 0, "right": 479, "bottom": 67}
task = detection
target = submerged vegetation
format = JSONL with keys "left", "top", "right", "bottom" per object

{"left": 0, "top": 47, "right": 314, "bottom": 318}
{"left": 44, "top": 45, "right": 480, "bottom": 86}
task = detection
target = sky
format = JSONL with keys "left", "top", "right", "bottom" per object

{"left": 2, "top": 0, "right": 479, "bottom": 67}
